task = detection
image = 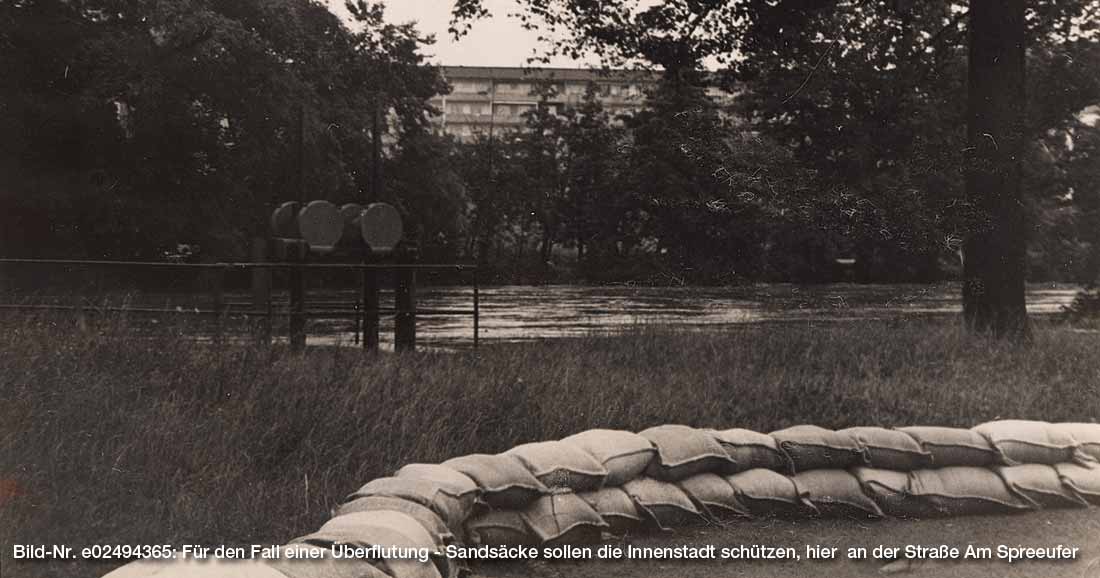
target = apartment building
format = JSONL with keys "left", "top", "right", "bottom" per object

{"left": 429, "top": 66, "right": 733, "bottom": 141}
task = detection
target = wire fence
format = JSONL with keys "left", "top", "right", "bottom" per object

{"left": 0, "top": 258, "right": 480, "bottom": 350}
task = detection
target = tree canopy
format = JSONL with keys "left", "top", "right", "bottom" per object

{"left": 449, "top": 0, "right": 1100, "bottom": 289}
{"left": 1, "top": 0, "right": 445, "bottom": 258}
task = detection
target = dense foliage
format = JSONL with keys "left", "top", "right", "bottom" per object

{"left": 1, "top": 0, "right": 445, "bottom": 259}
{"left": 448, "top": 0, "right": 1100, "bottom": 288}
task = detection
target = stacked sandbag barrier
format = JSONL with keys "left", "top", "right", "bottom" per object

{"left": 103, "top": 420, "right": 1100, "bottom": 578}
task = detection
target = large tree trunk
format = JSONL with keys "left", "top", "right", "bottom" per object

{"left": 963, "top": 0, "right": 1030, "bottom": 340}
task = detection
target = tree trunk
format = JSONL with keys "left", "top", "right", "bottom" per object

{"left": 963, "top": 0, "right": 1030, "bottom": 340}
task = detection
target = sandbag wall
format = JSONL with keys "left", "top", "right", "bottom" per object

{"left": 104, "top": 420, "right": 1100, "bottom": 578}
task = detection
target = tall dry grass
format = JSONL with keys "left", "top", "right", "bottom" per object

{"left": 1, "top": 313, "right": 1098, "bottom": 578}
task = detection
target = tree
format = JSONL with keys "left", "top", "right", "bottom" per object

{"left": 453, "top": 133, "right": 510, "bottom": 269}
{"left": 726, "top": 4, "right": 1100, "bottom": 285}
{"left": 963, "top": 0, "right": 1029, "bottom": 338}
{"left": 1, "top": 0, "right": 447, "bottom": 259}
{"left": 515, "top": 86, "right": 568, "bottom": 269}
{"left": 559, "top": 83, "right": 626, "bottom": 270}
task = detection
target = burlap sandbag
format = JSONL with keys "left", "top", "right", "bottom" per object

{"left": 898, "top": 426, "right": 998, "bottom": 467}
{"left": 725, "top": 468, "right": 813, "bottom": 518}
{"left": 996, "top": 464, "right": 1088, "bottom": 509}
{"left": 465, "top": 510, "right": 537, "bottom": 546}
{"left": 973, "top": 420, "right": 1080, "bottom": 465}
{"left": 319, "top": 511, "right": 444, "bottom": 551}
{"left": 267, "top": 544, "right": 391, "bottom": 578}
{"left": 441, "top": 453, "right": 549, "bottom": 510}
{"left": 521, "top": 492, "right": 608, "bottom": 545}
{"left": 852, "top": 467, "right": 934, "bottom": 518}
{"left": 841, "top": 427, "right": 933, "bottom": 471}
{"left": 562, "top": 429, "right": 657, "bottom": 486}
{"left": 770, "top": 425, "right": 865, "bottom": 472}
{"left": 677, "top": 472, "right": 750, "bottom": 519}
{"left": 792, "top": 469, "right": 884, "bottom": 519}
{"left": 505, "top": 440, "right": 609, "bottom": 492}
{"left": 622, "top": 476, "right": 704, "bottom": 529}
{"left": 1054, "top": 463, "right": 1100, "bottom": 505}
{"left": 908, "top": 466, "right": 1032, "bottom": 516}
{"left": 333, "top": 496, "right": 455, "bottom": 545}
{"left": 578, "top": 486, "right": 646, "bottom": 534}
{"left": 1050, "top": 423, "right": 1100, "bottom": 462}
{"left": 640, "top": 424, "right": 732, "bottom": 481}
{"left": 706, "top": 428, "right": 789, "bottom": 473}
{"left": 292, "top": 515, "right": 442, "bottom": 578}
{"left": 394, "top": 464, "right": 480, "bottom": 500}
{"left": 347, "top": 477, "right": 474, "bottom": 530}
{"left": 103, "top": 559, "right": 291, "bottom": 578}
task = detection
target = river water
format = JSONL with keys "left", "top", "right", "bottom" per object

{"left": 296, "top": 283, "right": 1080, "bottom": 349}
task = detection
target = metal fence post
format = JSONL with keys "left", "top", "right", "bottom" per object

{"left": 289, "top": 254, "right": 306, "bottom": 351}
{"left": 395, "top": 266, "right": 416, "bottom": 352}
{"left": 251, "top": 238, "right": 271, "bottom": 346}
{"left": 211, "top": 265, "right": 225, "bottom": 344}
{"left": 362, "top": 265, "right": 380, "bottom": 352}
{"left": 473, "top": 267, "right": 479, "bottom": 349}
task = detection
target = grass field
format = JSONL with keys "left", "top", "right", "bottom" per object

{"left": 1, "top": 314, "right": 1099, "bottom": 578}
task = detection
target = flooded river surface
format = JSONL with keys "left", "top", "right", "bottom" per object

{"left": 298, "top": 283, "right": 1079, "bottom": 349}
{"left": 9, "top": 282, "right": 1081, "bottom": 349}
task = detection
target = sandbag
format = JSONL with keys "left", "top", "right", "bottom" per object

{"left": 101, "top": 560, "right": 157, "bottom": 578}
{"left": 898, "top": 426, "right": 997, "bottom": 467}
{"left": 622, "top": 477, "right": 704, "bottom": 529}
{"left": 521, "top": 492, "right": 608, "bottom": 545}
{"left": 852, "top": 467, "right": 933, "bottom": 519}
{"left": 320, "top": 511, "right": 443, "bottom": 551}
{"left": 677, "top": 473, "right": 749, "bottom": 519}
{"left": 769, "top": 425, "right": 865, "bottom": 472}
{"left": 394, "top": 464, "right": 480, "bottom": 500}
{"left": 725, "top": 468, "right": 812, "bottom": 517}
{"left": 293, "top": 513, "right": 442, "bottom": 578}
{"left": 707, "top": 428, "right": 789, "bottom": 473}
{"left": 267, "top": 544, "right": 391, "bottom": 578}
{"left": 334, "top": 497, "right": 455, "bottom": 545}
{"left": 973, "top": 420, "right": 1080, "bottom": 465}
{"left": 441, "top": 454, "right": 549, "bottom": 510}
{"left": 562, "top": 429, "right": 657, "bottom": 486}
{"left": 101, "top": 560, "right": 164, "bottom": 578}
{"left": 908, "top": 467, "right": 1032, "bottom": 516}
{"left": 792, "top": 469, "right": 884, "bottom": 519}
{"left": 1054, "top": 463, "right": 1100, "bottom": 505}
{"left": 348, "top": 477, "right": 473, "bottom": 530}
{"left": 103, "top": 559, "right": 290, "bottom": 578}
{"left": 465, "top": 510, "right": 536, "bottom": 546}
{"left": 639, "top": 425, "right": 732, "bottom": 481}
{"left": 505, "top": 440, "right": 608, "bottom": 491}
{"left": 996, "top": 464, "right": 1088, "bottom": 509}
{"left": 578, "top": 487, "right": 646, "bottom": 534}
{"left": 841, "top": 427, "right": 932, "bottom": 471}
{"left": 1050, "top": 423, "right": 1100, "bottom": 462}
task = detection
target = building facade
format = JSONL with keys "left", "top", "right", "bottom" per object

{"left": 429, "top": 66, "right": 733, "bottom": 141}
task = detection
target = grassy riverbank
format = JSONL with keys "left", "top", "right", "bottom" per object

{"left": 2, "top": 315, "right": 1098, "bottom": 577}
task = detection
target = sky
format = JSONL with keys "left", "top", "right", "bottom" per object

{"left": 325, "top": 0, "right": 595, "bottom": 68}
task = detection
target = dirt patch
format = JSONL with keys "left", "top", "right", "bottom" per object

{"left": 472, "top": 509, "right": 1100, "bottom": 578}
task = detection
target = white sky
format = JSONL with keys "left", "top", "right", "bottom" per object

{"left": 325, "top": 0, "right": 595, "bottom": 68}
